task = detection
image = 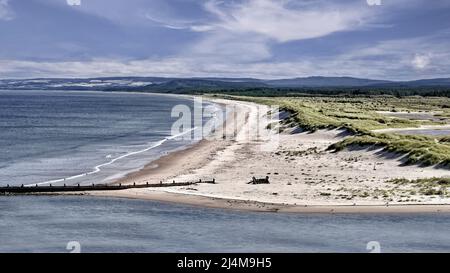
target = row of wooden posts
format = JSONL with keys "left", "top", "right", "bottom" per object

{"left": 1, "top": 176, "right": 270, "bottom": 194}
{"left": 0, "top": 178, "right": 216, "bottom": 194}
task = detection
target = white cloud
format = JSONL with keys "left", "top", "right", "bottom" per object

{"left": 2, "top": 31, "right": 450, "bottom": 80}
{"left": 1, "top": 49, "right": 448, "bottom": 80}
{"left": 143, "top": 0, "right": 372, "bottom": 63}
{"left": 2, "top": 0, "right": 450, "bottom": 80}
{"left": 0, "top": 0, "right": 14, "bottom": 21}
{"left": 334, "top": 33, "right": 450, "bottom": 77}
{"left": 188, "top": 32, "right": 272, "bottom": 62}
{"left": 169, "top": 0, "right": 374, "bottom": 65}
{"left": 144, "top": 13, "right": 196, "bottom": 30}
{"left": 198, "top": 0, "right": 370, "bottom": 42}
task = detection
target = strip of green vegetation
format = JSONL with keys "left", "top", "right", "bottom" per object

{"left": 271, "top": 97, "right": 440, "bottom": 133}
{"left": 213, "top": 95, "right": 450, "bottom": 166}
{"left": 185, "top": 87, "right": 450, "bottom": 97}
{"left": 390, "top": 177, "right": 450, "bottom": 196}
{"left": 329, "top": 133, "right": 450, "bottom": 166}
{"left": 391, "top": 177, "right": 450, "bottom": 186}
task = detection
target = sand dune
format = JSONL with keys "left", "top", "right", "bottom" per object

{"left": 90, "top": 98, "right": 450, "bottom": 212}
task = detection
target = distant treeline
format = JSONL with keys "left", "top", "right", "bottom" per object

{"left": 121, "top": 86, "right": 450, "bottom": 97}
{"left": 9, "top": 84, "right": 449, "bottom": 98}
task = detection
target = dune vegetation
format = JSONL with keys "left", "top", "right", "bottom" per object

{"left": 214, "top": 95, "right": 450, "bottom": 166}
{"left": 389, "top": 177, "right": 450, "bottom": 196}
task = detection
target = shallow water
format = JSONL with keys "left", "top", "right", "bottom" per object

{"left": 394, "top": 129, "right": 450, "bottom": 136}
{"left": 0, "top": 196, "right": 449, "bottom": 253}
{"left": 380, "top": 112, "right": 447, "bottom": 123}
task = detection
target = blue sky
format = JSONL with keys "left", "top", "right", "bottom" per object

{"left": 1, "top": 0, "right": 450, "bottom": 80}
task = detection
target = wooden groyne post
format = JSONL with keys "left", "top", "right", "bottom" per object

{"left": 0, "top": 178, "right": 217, "bottom": 194}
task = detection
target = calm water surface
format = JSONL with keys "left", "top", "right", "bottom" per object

{"left": 395, "top": 129, "right": 450, "bottom": 136}
{"left": 0, "top": 196, "right": 449, "bottom": 253}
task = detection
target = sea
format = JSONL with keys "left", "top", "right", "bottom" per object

{"left": 1, "top": 196, "right": 449, "bottom": 252}
{"left": 0, "top": 90, "right": 219, "bottom": 187}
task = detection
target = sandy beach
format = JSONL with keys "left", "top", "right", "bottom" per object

{"left": 85, "top": 97, "right": 450, "bottom": 213}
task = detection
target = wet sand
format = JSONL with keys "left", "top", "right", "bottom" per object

{"left": 85, "top": 190, "right": 450, "bottom": 213}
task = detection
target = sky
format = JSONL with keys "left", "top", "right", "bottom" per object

{"left": 0, "top": 0, "right": 450, "bottom": 80}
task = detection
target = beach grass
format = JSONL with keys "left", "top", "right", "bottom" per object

{"left": 213, "top": 95, "right": 450, "bottom": 166}
{"left": 389, "top": 177, "right": 450, "bottom": 196}
{"left": 329, "top": 133, "right": 450, "bottom": 166}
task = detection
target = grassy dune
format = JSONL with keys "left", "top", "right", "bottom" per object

{"left": 216, "top": 95, "right": 450, "bottom": 166}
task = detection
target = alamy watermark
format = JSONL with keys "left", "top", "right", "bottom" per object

{"left": 366, "top": 241, "right": 381, "bottom": 253}
{"left": 66, "top": 241, "right": 81, "bottom": 253}
{"left": 366, "top": 0, "right": 382, "bottom": 6}
{"left": 67, "top": 0, "right": 81, "bottom": 6}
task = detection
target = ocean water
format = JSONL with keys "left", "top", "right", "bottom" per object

{"left": 0, "top": 195, "right": 449, "bottom": 253}
{"left": 0, "top": 90, "right": 219, "bottom": 186}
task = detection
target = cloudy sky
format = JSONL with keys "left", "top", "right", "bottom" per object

{"left": 1, "top": 0, "right": 450, "bottom": 80}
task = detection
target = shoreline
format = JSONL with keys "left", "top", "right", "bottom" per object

{"left": 19, "top": 91, "right": 209, "bottom": 187}
{"left": 86, "top": 190, "right": 450, "bottom": 214}
{"left": 46, "top": 94, "right": 450, "bottom": 213}
{"left": 20, "top": 190, "right": 450, "bottom": 214}
{"left": 83, "top": 95, "right": 450, "bottom": 213}
{"left": 110, "top": 97, "right": 233, "bottom": 187}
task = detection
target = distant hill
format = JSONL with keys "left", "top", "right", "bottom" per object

{"left": 151, "top": 79, "right": 268, "bottom": 91}
{"left": 1, "top": 76, "right": 450, "bottom": 92}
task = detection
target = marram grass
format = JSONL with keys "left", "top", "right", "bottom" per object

{"left": 216, "top": 95, "right": 450, "bottom": 166}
